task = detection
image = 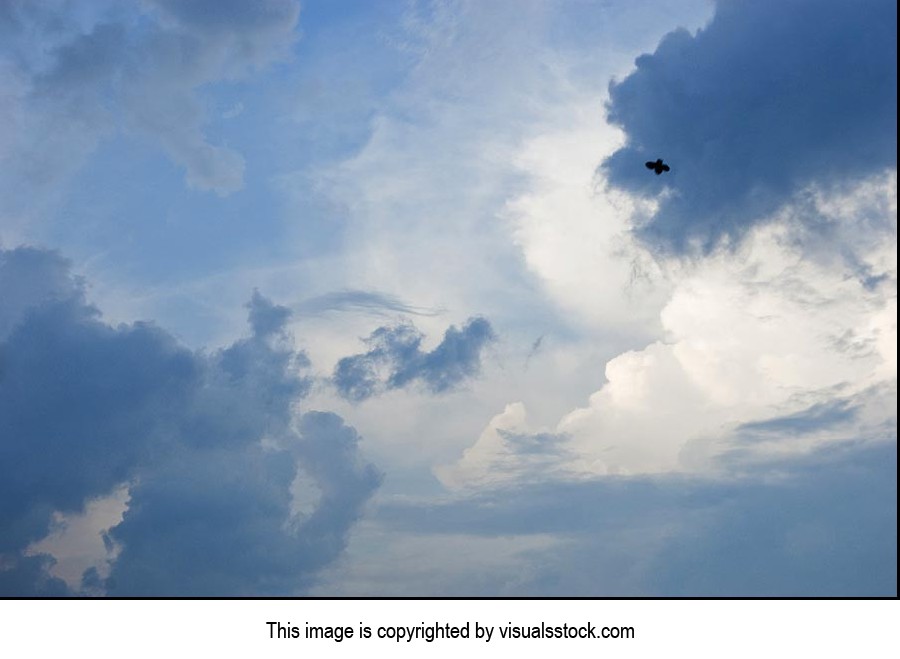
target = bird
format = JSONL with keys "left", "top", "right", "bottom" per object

{"left": 645, "top": 158, "right": 670, "bottom": 175}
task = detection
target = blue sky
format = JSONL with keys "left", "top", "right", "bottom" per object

{"left": 0, "top": 0, "right": 896, "bottom": 596}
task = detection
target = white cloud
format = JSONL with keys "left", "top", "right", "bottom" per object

{"left": 504, "top": 96, "right": 670, "bottom": 336}
{"left": 442, "top": 173, "right": 897, "bottom": 486}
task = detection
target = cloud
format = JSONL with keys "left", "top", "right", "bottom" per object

{"left": 105, "top": 411, "right": 381, "bottom": 596}
{"left": 735, "top": 399, "right": 859, "bottom": 440}
{"left": 502, "top": 94, "right": 672, "bottom": 338}
{"left": 246, "top": 288, "right": 292, "bottom": 338}
{"left": 377, "top": 441, "right": 897, "bottom": 596}
{"left": 436, "top": 402, "right": 574, "bottom": 489}
{"left": 0, "top": 0, "right": 300, "bottom": 202}
{"left": 0, "top": 246, "right": 82, "bottom": 339}
{"left": 333, "top": 317, "right": 496, "bottom": 401}
{"left": 0, "top": 554, "right": 70, "bottom": 597}
{"left": 442, "top": 174, "right": 896, "bottom": 485}
{"left": 0, "top": 245, "right": 380, "bottom": 595}
{"left": 602, "top": 0, "right": 897, "bottom": 252}
{"left": 296, "top": 289, "right": 442, "bottom": 317}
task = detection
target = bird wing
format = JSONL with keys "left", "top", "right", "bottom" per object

{"left": 661, "top": 164, "right": 670, "bottom": 172}
{"left": 645, "top": 161, "right": 656, "bottom": 169}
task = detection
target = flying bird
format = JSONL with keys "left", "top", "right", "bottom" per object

{"left": 645, "top": 158, "right": 670, "bottom": 175}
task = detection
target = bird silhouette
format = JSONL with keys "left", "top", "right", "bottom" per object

{"left": 645, "top": 158, "right": 670, "bottom": 175}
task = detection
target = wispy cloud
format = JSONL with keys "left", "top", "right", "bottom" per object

{"left": 296, "top": 289, "right": 442, "bottom": 317}
{"left": 0, "top": 0, "right": 300, "bottom": 203}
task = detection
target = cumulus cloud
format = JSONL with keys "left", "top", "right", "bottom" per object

{"left": 436, "top": 402, "right": 574, "bottom": 489}
{"left": 0, "top": 246, "right": 82, "bottom": 338}
{"left": 442, "top": 174, "right": 897, "bottom": 486}
{"left": 0, "top": 554, "right": 70, "bottom": 597}
{"left": 105, "top": 411, "right": 381, "bottom": 596}
{"left": 333, "top": 317, "right": 496, "bottom": 401}
{"left": 0, "top": 0, "right": 300, "bottom": 202}
{"left": 0, "top": 245, "right": 380, "bottom": 596}
{"left": 602, "top": 0, "right": 897, "bottom": 252}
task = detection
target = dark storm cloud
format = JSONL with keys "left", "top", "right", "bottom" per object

{"left": 106, "top": 412, "right": 381, "bottom": 596}
{"left": 0, "top": 246, "right": 82, "bottom": 339}
{"left": 0, "top": 554, "right": 70, "bottom": 597}
{"left": 0, "top": 246, "right": 379, "bottom": 596}
{"left": 602, "top": 0, "right": 897, "bottom": 253}
{"left": 333, "top": 317, "right": 496, "bottom": 401}
{"left": 377, "top": 441, "right": 897, "bottom": 596}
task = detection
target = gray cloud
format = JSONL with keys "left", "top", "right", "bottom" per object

{"left": 523, "top": 334, "right": 544, "bottom": 369}
{"left": 0, "top": 246, "right": 380, "bottom": 596}
{"left": 0, "top": 554, "right": 70, "bottom": 597}
{"left": 333, "top": 317, "right": 496, "bottom": 401}
{"left": 376, "top": 441, "right": 897, "bottom": 596}
{"left": 736, "top": 399, "right": 859, "bottom": 440}
{"left": 296, "top": 289, "right": 442, "bottom": 317}
{"left": 105, "top": 411, "right": 381, "bottom": 596}
{"left": 247, "top": 288, "right": 293, "bottom": 338}
{"left": 498, "top": 430, "right": 569, "bottom": 457}
{"left": 0, "top": 246, "right": 82, "bottom": 339}
{"left": 602, "top": 0, "right": 897, "bottom": 253}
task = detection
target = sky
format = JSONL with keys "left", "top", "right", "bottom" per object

{"left": 0, "top": 0, "right": 896, "bottom": 596}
